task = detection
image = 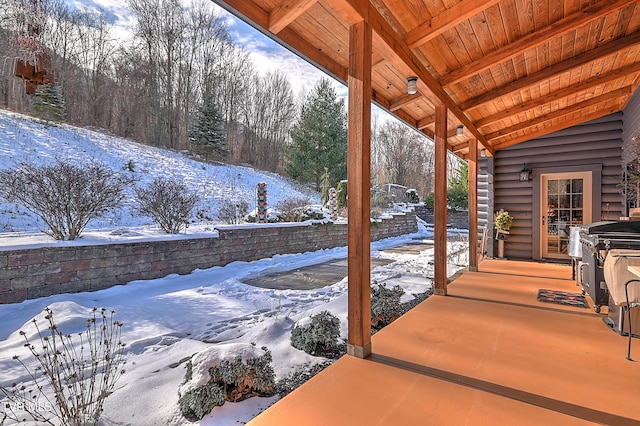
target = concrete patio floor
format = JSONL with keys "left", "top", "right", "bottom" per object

{"left": 249, "top": 259, "right": 640, "bottom": 425}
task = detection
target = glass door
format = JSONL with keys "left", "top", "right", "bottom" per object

{"left": 541, "top": 172, "right": 592, "bottom": 259}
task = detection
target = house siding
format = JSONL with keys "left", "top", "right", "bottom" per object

{"left": 479, "top": 113, "right": 624, "bottom": 260}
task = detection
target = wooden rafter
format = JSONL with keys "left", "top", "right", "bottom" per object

{"left": 269, "top": 0, "right": 318, "bottom": 33}
{"left": 405, "top": 0, "right": 501, "bottom": 50}
{"left": 484, "top": 87, "right": 632, "bottom": 141}
{"left": 475, "top": 62, "right": 640, "bottom": 129}
{"left": 439, "top": 0, "right": 633, "bottom": 87}
{"left": 492, "top": 103, "right": 626, "bottom": 150}
{"left": 460, "top": 30, "right": 640, "bottom": 111}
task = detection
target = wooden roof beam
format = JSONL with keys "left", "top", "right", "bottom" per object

{"left": 475, "top": 62, "right": 640, "bottom": 129}
{"left": 405, "top": 0, "right": 500, "bottom": 50}
{"left": 439, "top": 0, "right": 633, "bottom": 88}
{"left": 268, "top": 0, "right": 318, "bottom": 34}
{"left": 216, "top": 0, "right": 348, "bottom": 81}
{"left": 460, "top": 30, "right": 640, "bottom": 111}
{"left": 417, "top": 114, "right": 434, "bottom": 130}
{"left": 364, "top": 5, "right": 491, "bottom": 153}
{"left": 492, "top": 104, "right": 625, "bottom": 150}
{"left": 389, "top": 93, "right": 421, "bottom": 112}
{"left": 486, "top": 87, "right": 632, "bottom": 142}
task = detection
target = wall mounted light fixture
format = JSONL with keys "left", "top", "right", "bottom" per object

{"left": 519, "top": 164, "right": 531, "bottom": 182}
{"left": 456, "top": 125, "right": 464, "bottom": 136}
{"left": 407, "top": 76, "right": 418, "bottom": 95}
{"left": 480, "top": 148, "right": 486, "bottom": 158}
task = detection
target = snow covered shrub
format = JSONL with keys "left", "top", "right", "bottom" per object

{"left": 178, "top": 343, "right": 275, "bottom": 422}
{"left": 216, "top": 199, "right": 249, "bottom": 224}
{"left": 371, "top": 282, "right": 405, "bottom": 330}
{"left": 0, "top": 160, "right": 134, "bottom": 240}
{"left": 279, "top": 205, "right": 325, "bottom": 222}
{"left": 406, "top": 189, "right": 420, "bottom": 203}
{"left": 275, "top": 196, "right": 312, "bottom": 222}
{"left": 0, "top": 307, "right": 126, "bottom": 425}
{"left": 291, "top": 310, "right": 341, "bottom": 357}
{"left": 135, "top": 176, "right": 200, "bottom": 233}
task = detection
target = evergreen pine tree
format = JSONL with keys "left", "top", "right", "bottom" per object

{"left": 447, "top": 162, "right": 469, "bottom": 210}
{"left": 189, "top": 96, "right": 227, "bottom": 161}
{"left": 286, "top": 78, "right": 347, "bottom": 190}
{"left": 31, "top": 84, "right": 66, "bottom": 122}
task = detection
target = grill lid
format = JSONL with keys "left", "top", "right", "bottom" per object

{"left": 580, "top": 221, "right": 640, "bottom": 235}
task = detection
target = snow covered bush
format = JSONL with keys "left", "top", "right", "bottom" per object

{"left": 371, "top": 282, "right": 405, "bottom": 331}
{"left": 216, "top": 199, "right": 249, "bottom": 224}
{"left": 0, "top": 160, "right": 134, "bottom": 240}
{"left": 274, "top": 196, "right": 312, "bottom": 222}
{"left": 290, "top": 310, "right": 341, "bottom": 357}
{"left": 0, "top": 307, "right": 126, "bottom": 425}
{"left": 135, "top": 176, "right": 200, "bottom": 233}
{"left": 178, "top": 343, "right": 275, "bottom": 422}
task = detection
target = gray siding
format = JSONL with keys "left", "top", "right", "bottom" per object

{"left": 623, "top": 88, "right": 640, "bottom": 163}
{"left": 479, "top": 113, "right": 624, "bottom": 260}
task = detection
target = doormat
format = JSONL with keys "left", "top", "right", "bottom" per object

{"left": 537, "top": 289, "right": 588, "bottom": 308}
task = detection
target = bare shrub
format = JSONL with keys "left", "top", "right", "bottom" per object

{"left": 216, "top": 199, "right": 249, "bottom": 224}
{"left": 275, "top": 196, "right": 324, "bottom": 222}
{"left": 135, "top": 177, "right": 200, "bottom": 233}
{"left": 0, "top": 160, "right": 134, "bottom": 240}
{"left": 0, "top": 307, "right": 126, "bottom": 425}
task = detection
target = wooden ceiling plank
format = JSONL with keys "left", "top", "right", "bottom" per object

{"left": 461, "top": 30, "right": 640, "bottom": 111}
{"left": 492, "top": 104, "right": 624, "bottom": 150}
{"left": 269, "top": 0, "right": 319, "bottom": 33}
{"left": 366, "top": 5, "right": 491, "bottom": 151}
{"left": 405, "top": 0, "right": 500, "bottom": 49}
{"left": 439, "top": 0, "right": 633, "bottom": 87}
{"left": 485, "top": 86, "right": 632, "bottom": 140}
{"left": 475, "top": 61, "right": 640, "bottom": 128}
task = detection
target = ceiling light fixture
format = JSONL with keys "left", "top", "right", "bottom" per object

{"left": 407, "top": 76, "right": 418, "bottom": 95}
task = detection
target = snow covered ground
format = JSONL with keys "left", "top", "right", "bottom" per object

{"left": 0, "top": 110, "right": 469, "bottom": 424}
{"left": 0, "top": 108, "right": 318, "bottom": 241}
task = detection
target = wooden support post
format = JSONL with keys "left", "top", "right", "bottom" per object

{"left": 468, "top": 138, "right": 479, "bottom": 272}
{"left": 347, "top": 19, "right": 372, "bottom": 359}
{"left": 434, "top": 104, "right": 448, "bottom": 295}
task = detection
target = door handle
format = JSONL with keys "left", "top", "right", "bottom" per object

{"left": 542, "top": 216, "right": 545, "bottom": 226}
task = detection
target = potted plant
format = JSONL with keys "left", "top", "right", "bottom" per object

{"left": 494, "top": 209, "right": 513, "bottom": 258}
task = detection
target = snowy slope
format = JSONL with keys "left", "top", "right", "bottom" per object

{"left": 0, "top": 109, "right": 319, "bottom": 239}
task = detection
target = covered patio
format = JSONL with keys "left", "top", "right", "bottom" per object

{"left": 250, "top": 260, "right": 640, "bottom": 425}
{"left": 208, "top": 1, "right": 640, "bottom": 423}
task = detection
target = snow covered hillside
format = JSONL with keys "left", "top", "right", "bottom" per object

{"left": 0, "top": 109, "right": 319, "bottom": 240}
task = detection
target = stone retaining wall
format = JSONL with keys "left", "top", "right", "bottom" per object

{"left": 0, "top": 212, "right": 417, "bottom": 304}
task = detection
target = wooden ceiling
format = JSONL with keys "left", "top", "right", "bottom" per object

{"left": 212, "top": 0, "right": 640, "bottom": 158}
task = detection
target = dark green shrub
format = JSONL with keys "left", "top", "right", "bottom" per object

{"left": 371, "top": 282, "right": 405, "bottom": 330}
{"left": 337, "top": 180, "right": 348, "bottom": 209}
{"left": 425, "top": 192, "right": 434, "bottom": 210}
{"left": 178, "top": 344, "right": 275, "bottom": 421}
{"left": 178, "top": 383, "right": 225, "bottom": 422}
{"left": 291, "top": 310, "right": 341, "bottom": 357}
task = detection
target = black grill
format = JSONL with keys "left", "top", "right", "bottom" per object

{"left": 579, "top": 221, "right": 640, "bottom": 312}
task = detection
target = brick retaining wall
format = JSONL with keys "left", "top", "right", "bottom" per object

{"left": 0, "top": 212, "right": 417, "bottom": 304}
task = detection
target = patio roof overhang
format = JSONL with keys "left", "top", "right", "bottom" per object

{"left": 211, "top": 0, "right": 640, "bottom": 357}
